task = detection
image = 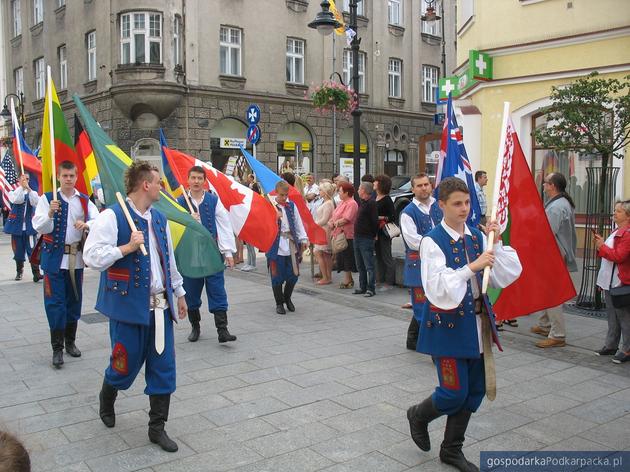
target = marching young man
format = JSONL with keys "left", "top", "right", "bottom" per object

{"left": 83, "top": 161, "right": 187, "bottom": 452}
{"left": 33, "top": 161, "right": 99, "bottom": 368}
{"left": 400, "top": 173, "right": 443, "bottom": 350}
{"left": 177, "top": 166, "right": 237, "bottom": 343}
{"left": 5, "top": 173, "right": 41, "bottom": 282}
{"left": 407, "top": 177, "right": 521, "bottom": 472}
{"left": 266, "top": 180, "right": 308, "bottom": 314}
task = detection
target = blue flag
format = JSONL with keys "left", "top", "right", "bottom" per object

{"left": 239, "top": 146, "right": 281, "bottom": 194}
{"left": 159, "top": 129, "right": 182, "bottom": 195}
{"left": 435, "top": 94, "right": 482, "bottom": 227}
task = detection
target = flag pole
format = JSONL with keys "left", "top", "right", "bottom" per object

{"left": 46, "top": 66, "right": 57, "bottom": 200}
{"left": 482, "top": 101, "right": 510, "bottom": 294}
{"left": 9, "top": 98, "right": 25, "bottom": 176}
{"left": 179, "top": 184, "right": 196, "bottom": 214}
{"left": 115, "top": 191, "right": 148, "bottom": 256}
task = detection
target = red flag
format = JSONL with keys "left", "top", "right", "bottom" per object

{"left": 274, "top": 186, "right": 328, "bottom": 246}
{"left": 489, "top": 118, "right": 576, "bottom": 320}
{"left": 161, "top": 146, "right": 279, "bottom": 251}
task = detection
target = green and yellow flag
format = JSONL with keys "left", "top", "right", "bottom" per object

{"left": 72, "top": 94, "right": 224, "bottom": 278}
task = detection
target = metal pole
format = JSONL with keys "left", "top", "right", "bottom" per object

{"left": 19, "top": 92, "right": 25, "bottom": 132}
{"left": 350, "top": 0, "right": 362, "bottom": 191}
{"left": 332, "top": 34, "right": 337, "bottom": 175}
{"left": 441, "top": 1, "right": 446, "bottom": 77}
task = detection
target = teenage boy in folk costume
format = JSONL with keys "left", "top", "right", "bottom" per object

{"left": 83, "top": 161, "right": 187, "bottom": 452}
{"left": 177, "top": 165, "right": 237, "bottom": 343}
{"left": 407, "top": 177, "right": 522, "bottom": 472}
{"left": 33, "top": 160, "right": 99, "bottom": 369}
{"left": 4, "top": 173, "right": 42, "bottom": 282}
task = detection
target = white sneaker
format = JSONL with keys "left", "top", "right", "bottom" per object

{"left": 240, "top": 264, "right": 253, "bottom": 272}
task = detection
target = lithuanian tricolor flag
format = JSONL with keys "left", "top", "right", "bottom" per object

{"left": 73, "top": 94, "right": 224, "bottom": 279}
{"left": 40, "top": 67, "right": 91, "bottom": 196}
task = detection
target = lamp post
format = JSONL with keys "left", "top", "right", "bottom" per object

{"left": 309, "top": 0, "right": 362, "bottom": 190}
{"left": 421, "top": 0, "right": 446, "bottom": 78}
{"left": 0, "top": 92, "right": 26, "bottom": 133}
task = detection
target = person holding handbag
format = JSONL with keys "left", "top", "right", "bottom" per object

{"left": 593, "top": 200, "right": 630, "bottom": 364}
{"left": 374, "top": 175, "right": 396, "bottom": 291}
{"left": 313, "top": 182, "right": 335, "bottom": 285}
{"left": 329, "top": 182, "right": 358, "bottom": 289}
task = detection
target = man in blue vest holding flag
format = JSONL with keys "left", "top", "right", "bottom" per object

{"left": 401, "top": 173, "right": 443, "bottom": 351}
{"left": 33, "top": 161, "right": 99, "bottom": 369}
{"left": 5, "top": 173, "right": 41, "bottom": 282}
{"left": 177, "top": 166, "right": 237, "bottom": 343}
{"left": 83, "top": 160, "right": 187, "bottom": 453}
{"left": 267, "top": 180, "right": 308, "bottom": 314}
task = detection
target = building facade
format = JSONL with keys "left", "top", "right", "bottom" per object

{"left": 2, "top": 0, "right": 457, "bottom": 181}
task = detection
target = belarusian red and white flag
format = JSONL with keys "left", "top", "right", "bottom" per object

{"left": 488, "top": 115, "right": 576, "bottom": 320}
{"left": 161, "top": 146, "right": 279, "bottom": 252}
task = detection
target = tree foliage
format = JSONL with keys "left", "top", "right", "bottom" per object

{"left": 533, "top": 72, "right": 630, "bottom": 167}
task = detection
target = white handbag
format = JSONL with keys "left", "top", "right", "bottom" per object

{"left": 383, "top": 222, "right": 401, "bottom": 238}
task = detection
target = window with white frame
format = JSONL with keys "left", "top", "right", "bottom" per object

{"left": 11, "top": 0, "right": 21, "bottom": 36}
{"left": 388, "top": 0, "right": 401, "bottom": 25}
{"left": 34, "top": 58, "right": 45, "bottom": 99}
{"left": 14, "top": 68, "right": 24, "bottom": 96}
{"left": 120, "top": 12, "right": 162, "bottom": 65}
{"left": 58, "top": 45, "right": 67, "bottom": 90}
{"left": 219, "top": 26, "right": 242, "bottom": 76}
{"left": 33, "top": 0, "right": 43, "bottom": 24}
{"left": 421, "top": 0, "right": 441, "bottom": 36}
{"left": 56, "top": 0, "right": 65, "bottom": 7}
{"left": 286, "top": 38, "right": 304, "bottom": 84}
{"left": 173, "top": 15, "right": 182, "bottom": 66}
{"left": 388, "top": 58, "right": 402, "bottom": 98}
{"left": 342, "top": 49, "right": 366, "bottom": 94}
{"left": 342, "top": 0, "right": 364, "bottom": 15}
{"left": 422, "top": 65, "right": 439, "bottom": 102}
{"left": 87, "top": 31, "right": 96, "bottom": 81}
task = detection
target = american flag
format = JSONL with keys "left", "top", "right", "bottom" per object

{"left": 1, "top": 151, "right": 19, "bottom": 210}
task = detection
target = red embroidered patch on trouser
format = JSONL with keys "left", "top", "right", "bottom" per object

{"left": 111, "top": 342, "right": 129, "bottom": 375}
{"left": 413, "top": 287, "right": 426, "bottom": 304}
{"left": 269, "top": 261, "right": 277, "bottom": 277}
{"left": 44, "top": 275, "right": 52, "bottom": 298}
{"left": 440, "top": 358, "right": 460, "bottom": 390}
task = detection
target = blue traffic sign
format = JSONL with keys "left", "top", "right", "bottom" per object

{"left": 247, "top": 124, "right": 261, "bottom": 145}
{"left": 246, "top": 104, "right": 261, "bottom": 125}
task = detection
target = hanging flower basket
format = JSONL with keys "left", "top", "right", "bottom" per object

{"left": 307, "top": 81, "right": 358, "bottom": 119}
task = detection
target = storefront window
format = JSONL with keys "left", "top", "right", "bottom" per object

{"left": 277, "top": 122, "right": 313, "bottom": 175}
{"left": 210, "top": 118, "right": 250, "bottom": 181}
{"left": 339, "top": 128, "right": 369, "bottom": 181}
{"left": 384, "top": 149, "right": 406, "bottom": 177}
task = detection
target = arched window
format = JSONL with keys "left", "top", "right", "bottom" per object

{"left": 210, "top": 118, "right": 250, "bottom": 180}
{"left": 277, "top": 122, "right": 313, "bottom": 174}
{"left": 384, "top": 149, "right": 406, "bottom": 177}
{"left": 131, "top": 138, "right": 161, "bottom": 172}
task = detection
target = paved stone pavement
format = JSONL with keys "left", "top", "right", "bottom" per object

{"left": 0, "top": 233, "right": 628, "bottom": 472}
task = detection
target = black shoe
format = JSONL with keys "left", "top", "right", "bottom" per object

{"left": 353, "top": 289, "right": 366, "bottom": 295}
{"left": 439, "top": 409, "right": 479, "bottom": 472}
{"left": 15, "top": 260, "right": 24, "bottom": 281}
{"left": 595, "top": 347, "right": 617, "bottom": 356}
{"left": 407, "top": 396, "right": 442, "bottom": 451}
{"left": 65, "top": 322, "right": 82, "bottom": 357}
{"left": 31, "top": 264, "right": 43, "bottom": 282}
{"left": 51, "top": 330, "right": 64, "bottom": 369}
{"left": 99, "top": 380, "right": 118, "bottom": 428}
{"left": 276, "top": 304, "right": 286, "bottom": 315}
{"left": 187, "top": 309, "right": 201, "bottom": 342}
{"left": 284, "top": 282, "right": 296, "bottom": 312}
{"left": 148, "top": 395, "right": 178, "bottom": 452}
{"left": 406, "top": 317, "right": 419, "bottom": 351}
{"left": 273, "top": 285, "right": 286, "bottom": 314}
{"left": 214, "top": 311, "right": 236, "bottom": 342}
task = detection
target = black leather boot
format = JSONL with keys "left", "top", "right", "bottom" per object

{"left": 15, "top": 260, "right": 24, "bottom": 281}
{"left": 51, "top": 330, "right": 64, "bottom": 368}
{"left": 273, "top": 285, "right": 286, "bottom": 314}
{"left": 407, "top": 396, "right": 443, "bottom": 451}
{"left": 214, "top": 311, "right": 236, "bottom": 343}
{"left": 99, "top": 379, "right": 118, "bottom": 428}
{"left": 31, "top": 263, "right": 43, "bottom": 282}
{"left": 283, "top": 281, "right": 296, "bottom": 312}
{"left": 187, "top": 308, "right": 201, "bottom": 342}
{"left": 148, "top": 394, "right": 178, "bottom": 452}
{"left": 64, "top": 322, "right": 82, "bottom": 357}
{"left": 406, "top": 316, "right": 419, "bottom": 350}
{"left": 439, "top": 409, "right": 479, "bottom": 472}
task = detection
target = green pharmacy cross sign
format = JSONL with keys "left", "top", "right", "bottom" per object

{"left": 437, "top": 50, "right": 493, "bottom": 102}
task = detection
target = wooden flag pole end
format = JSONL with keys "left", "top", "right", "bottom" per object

{"left": 115, "top": 191, "right": 148, "bottom": 256}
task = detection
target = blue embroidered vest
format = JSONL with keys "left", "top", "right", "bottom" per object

{"left": 417, "top": 224, "right": 500, "bottom": 359}
{"left": 177, "top": 192, "right": 218, "bottom": 239}
{"left": 95, "top": 203, "right": 176, "bottom": 326}
{"left": 266, "top": 201, "right": 299, "bottom": 261}
{"left": 40, "top": 191, "right": 91, "bottom": 274}
{"left": 402, "top": 200, "right": 443, "bottom": 287}
{"left": 4, "top": 192, "right": 36, "bottom": 236}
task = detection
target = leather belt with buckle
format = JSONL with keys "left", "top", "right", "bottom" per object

{"left": 63, "top": 242, "right": 83, "bottom": 255}
{"left": 150, "top": 292, "right": 169, "bottom": 310}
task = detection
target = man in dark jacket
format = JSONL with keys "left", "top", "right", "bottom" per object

{"left": 353, "top": 181, "right": 379, "bottom": 297}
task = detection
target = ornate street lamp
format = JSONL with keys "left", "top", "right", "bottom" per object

{"left": 310, "top": 0, "right": 363, "bottom": 190}
{"left": 421, "top": 0, "right": 446, "bottom": 78}
{"left": 1, "top": 92, "right": 26, "bottom": 132}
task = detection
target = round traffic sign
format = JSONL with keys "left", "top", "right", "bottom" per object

{"left": 246, "top": 104, "right": 261, "bottom": 125}
{"left": 247, "top": 124, "right": 261, "bottom": 145}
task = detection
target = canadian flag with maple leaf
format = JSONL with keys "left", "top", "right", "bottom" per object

{"left": 161, "top": 146, "right": 279, "bottom": 252}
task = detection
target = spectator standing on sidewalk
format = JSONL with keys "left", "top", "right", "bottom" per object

{"left": 330, "top": 182, "right": 358, "bottom": 289}
{"left": 374, "top": 175, "right": 396, "bottom": 290}
{"left": 593, "top": 200, "right": 630, "bottom": 364}
{"left": 531, "top": 172, "right": 577, "bottom": 348}
{"left": 353, "top": 182, "right": 379, "bottom": 297}
{"left": 474, "top": 171, "right": 488, "bottom": 226}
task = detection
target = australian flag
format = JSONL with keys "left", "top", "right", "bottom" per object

{"left": 435, "top": 94, "right": 482, "bottom": 227}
